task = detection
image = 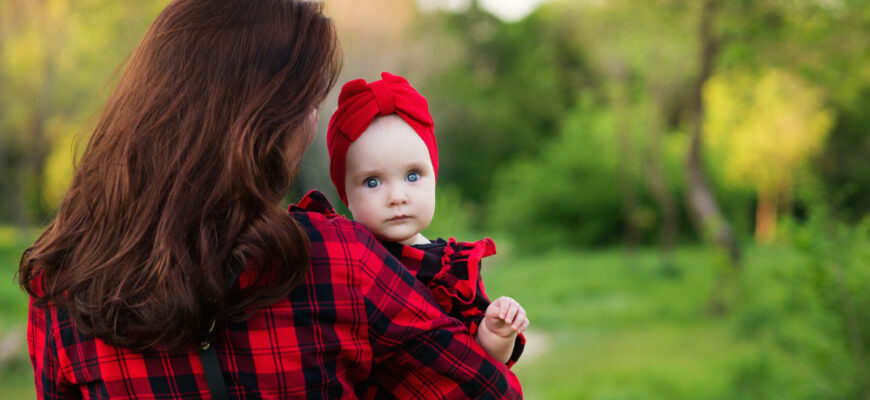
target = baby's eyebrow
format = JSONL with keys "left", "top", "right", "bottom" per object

{"left": 405, "top": 162, "right": 430, "bottom": 171}
{"left": 351, "top": 168, "right": 381, "bottom": 180}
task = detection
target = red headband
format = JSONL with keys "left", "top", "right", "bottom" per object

{"left": 327, "top": 72, "right": 438, "bottom": 205}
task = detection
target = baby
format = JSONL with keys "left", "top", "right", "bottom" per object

{"left": 325, "top": 72, "right": 528, "bottom": 365}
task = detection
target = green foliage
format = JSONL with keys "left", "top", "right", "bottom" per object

{"left": 730, "top": 205, "right": 870, "bottom": 398}
{"left": 422, "top": 184, "right": 477, "bottom": 241}
{"left": 420, "top": 4, "right": 598, "bottom": 205}
{"left": 787, "top": 214, "right": 870, "bottom": 397}
{"left": 0, "top": 0, "right": 168, "bottom": 222}
{"left": 487, "top": 96, "right": 692, "bottom": 250}
{"left": 488, "top": 101, "right": 623, "bottom": 250}
{"left": 818, "top": 88, "right": 870, "bottom": 219}
{"left": 419, "top": 0, "right": 870, "bottom": 249}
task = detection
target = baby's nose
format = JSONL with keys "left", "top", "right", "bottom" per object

{"left": 387, "top": 185, "right": 409, "bottom": 206}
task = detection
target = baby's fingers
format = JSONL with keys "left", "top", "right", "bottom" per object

{"left": 487, "top": 300, "right": 503, "bottom": 319}
{"left": 504, "top": 299, "right": 519, "bottom": 324}
{"left": 517, "top": 317, "right": 530, "bottom": 334}
{"left": 512, "top": 309, "right": 529, "bottom": 333}
{"left": 495, "top": 297, "right": 510, "bottom": 320}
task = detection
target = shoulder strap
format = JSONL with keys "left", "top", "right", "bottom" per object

{"left": 200, "top": 330, "right": 230, "bottom": 400}
{"left": 198, "top": 268, "right": 243, "bottom": 400}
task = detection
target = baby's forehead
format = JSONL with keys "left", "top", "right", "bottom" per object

{"left": 365, "top": 114, "right": 413, "bottom": 134}
{"left": 352, "top": 115, "right": 423, "bottom": 147}
{"left": 345, "top": 117, "right": 434, "bottom": 172}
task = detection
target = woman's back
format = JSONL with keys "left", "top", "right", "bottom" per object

{"left": 29, "top": 193, "right": 522, "bottom": 399}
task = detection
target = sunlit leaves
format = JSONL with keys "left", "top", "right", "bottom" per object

{"left": 705, "top": 68, "right": 833, "bottom": 193}
{"left": 43, "top": 118, "right": 77, "bottom": 207}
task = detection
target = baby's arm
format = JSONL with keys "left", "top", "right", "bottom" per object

{"left": 475, "top": 296, "right": 529, "bottom": 364}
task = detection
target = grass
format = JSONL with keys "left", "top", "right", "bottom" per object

{"left": 0, "top": 226, "right": 38, "bottom": 400}
{"left": 0, "top": 227, "right": 843, "bottom": 399}
{"left": 481, "top": 245, "right": 828, "bottom": 399}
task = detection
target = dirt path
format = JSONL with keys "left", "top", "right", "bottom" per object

{"left": 519, "top": 328, "right": 552, "bottom": 362}
{"left": 0, "top": 325, "right": 24, "bottom": 367}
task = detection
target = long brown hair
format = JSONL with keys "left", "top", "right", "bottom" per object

{"left": 18, "top": 0, "right": 340, "bottom": 352}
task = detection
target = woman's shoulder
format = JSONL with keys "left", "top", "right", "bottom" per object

{"left": 290, "top": 190, "right": 354, "bottom": 230}
{"left": 288, "top": 190, "right": 413, "bottom": 290}
{"left": 288, "top": 190, "right": 339, "bottom": 218}
{"left": 288, "top": 189, "right": 380, "bottom": 253}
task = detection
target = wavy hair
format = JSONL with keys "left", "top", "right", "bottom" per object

{"left": 19, "top": 0, "right": 341, "bottom": 352}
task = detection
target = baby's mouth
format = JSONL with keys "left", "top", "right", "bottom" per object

{"left": 387, "top": 215, "right": 408, "bottom": 222}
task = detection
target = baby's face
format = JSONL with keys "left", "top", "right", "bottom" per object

{"left": 344, "top": 115, "right": 435, "bottom": 245}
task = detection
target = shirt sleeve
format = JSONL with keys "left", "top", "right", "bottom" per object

{"left": 28, "top": 298, "right": 73, "bottom": 400}
{"left": 354, "top": 230, "right": 523, "bottom": 399}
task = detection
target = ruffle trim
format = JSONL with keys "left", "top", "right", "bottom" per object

{"left": 428, "top": 237, "right": 496, "bottom": 316}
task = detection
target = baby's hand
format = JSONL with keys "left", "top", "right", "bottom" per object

{"left": 484, "top": 296, "right": 529, "bottom": 338}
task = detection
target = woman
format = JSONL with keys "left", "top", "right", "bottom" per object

{"left": 18, "top": 0, "right": 523, "bottom": 398}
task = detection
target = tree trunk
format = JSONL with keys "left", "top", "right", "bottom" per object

{"left": 754, "top": 187, "right": 777, "bottom": 244}
{"left": 613, "top": 81, "right": 640, "bottom": 253}
{"left": 686, "top": 0, "right": 740, "bottom": 266}
{"left": 0, "top": 141, "right": 29, "bottom": 231}
{"left": 644, "top": 126, "right": 678, "bottom": 266}
{"left": 645, "top": 86, "right": 678, "bottom": 268}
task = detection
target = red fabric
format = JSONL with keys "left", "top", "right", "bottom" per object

{"left": 327, "top": 72, "right": 438, "bottom": 204}
{"left": 26, "top": 189, "right": 523, "bottom": 399}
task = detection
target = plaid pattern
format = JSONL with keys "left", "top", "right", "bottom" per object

{"left": 27, "top": 190, "right": 523, "bottom": 399}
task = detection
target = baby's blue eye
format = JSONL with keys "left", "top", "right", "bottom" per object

{"left": 364, "top": 178, "right": 380, "bottom": 188}
{"left": 406, "top": 172, "right": 420, "bottom": 182}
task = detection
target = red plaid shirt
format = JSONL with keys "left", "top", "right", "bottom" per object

{"left": 27, "top": 190, "right": 523, "bottom": 399}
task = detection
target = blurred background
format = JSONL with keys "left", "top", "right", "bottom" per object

{"left": 2, "top": 0, "right": 870, "bottom": 398}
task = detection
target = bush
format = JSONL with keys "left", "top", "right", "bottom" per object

{"left": 731, "top": 204, "right": 870, "bottom": 399}
{"left": 788, "top": 212, "right": 870, "bottom": 398}
{"left": 488, "top": 101, "right": 655, "bottom": 251}
{"left": 423, "top": 184, "right": 477, "bottom": 241}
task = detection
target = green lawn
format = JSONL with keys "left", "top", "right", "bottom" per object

{"left": 0, "top": 228, "right": 846, "bottom": 399}
{"left": 482, "top": 244, "right": 832, "bottom": 400}
{"left": 0, "top": 227, "right": 38, "bottom": 400}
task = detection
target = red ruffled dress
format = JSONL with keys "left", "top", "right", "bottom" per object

{"left": 381, "top": 237, "right": 526, "bottom": 368}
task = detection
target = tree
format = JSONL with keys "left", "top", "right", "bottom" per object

{"left": 705, "top": 69, "right": 833, "bottom": 242}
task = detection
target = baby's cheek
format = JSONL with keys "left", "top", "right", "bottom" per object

{"left": 368, "top": 225, "right": 388, "bottom": 239}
